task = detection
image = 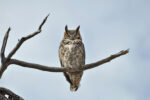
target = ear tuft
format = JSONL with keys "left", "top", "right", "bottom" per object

{"left": 76, "top": 25, "right": 80, "bottom": 32}
{"left": 65, "top": 25, "right": 68, "bottom": 32}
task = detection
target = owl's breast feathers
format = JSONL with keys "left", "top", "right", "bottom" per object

{"left": 59, "top": 39, "right": 85, "bottom": 91}
{"left": 59, "top": 39, "right": 85, "bottom": 68}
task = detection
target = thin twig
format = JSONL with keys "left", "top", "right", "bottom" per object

{"left": 39, "top": 14, "right": 49, "bottom": 30}
{"left": 1, "top": 28, "right": 11, "bottom": 63}
{"left": 7, "top": 15, "right": 49, "bottom": 60}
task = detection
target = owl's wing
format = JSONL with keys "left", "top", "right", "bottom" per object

{"left": 76, "top": 40, "right": 85, "bottom": 66}
{"left": 59, "top": 41, "right": 73, "bottom": 85}
{"left": 73, "top": 40, "right": 85, "bottom": 67}
{"left": 59, "top": 41, "right": 65, "bottom": 68}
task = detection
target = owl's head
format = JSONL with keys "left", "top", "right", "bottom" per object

{"left": 64, "top": 25, "right": 82, "bottom": 40}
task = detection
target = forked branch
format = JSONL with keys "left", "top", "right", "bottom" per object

{"left": 0, "top": 15, "right": 49, "bottom": 78}
{"left": 0, "top": 14, "right": 129, "bottom": 79}
{"left": 7, "top": 14, "right": 49, "bottom": 60}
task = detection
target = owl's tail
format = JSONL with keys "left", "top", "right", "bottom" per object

{"left": 70, "top": 85, "right": 79, "bottom": 92}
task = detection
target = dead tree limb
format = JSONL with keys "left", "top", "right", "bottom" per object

{"left": 0, "top": 87, "right": 23, "bottom": 100}
{"left": 1, "top": 28, "right": 11, "bottom": 64}
{"left": 7, "top": 49, "right": 129, "bottom": 72}
{"left": 0, "top": 14, "right": 129, "bottom": 79}
{"left": 0, "top": 28, "right": 11, "bottom": 78}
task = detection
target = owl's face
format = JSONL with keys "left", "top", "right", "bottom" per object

{"left": 64, "top": 25, "right": 82, "bottom": 40}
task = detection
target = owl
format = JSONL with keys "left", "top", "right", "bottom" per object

{"left": 59, "top": 25, "right": 85, "bottom": 91}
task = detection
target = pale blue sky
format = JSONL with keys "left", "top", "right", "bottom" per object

{"left": 0, "top": 0, "right": 150, "bottom": 100}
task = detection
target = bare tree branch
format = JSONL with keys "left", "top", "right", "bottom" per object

{"left": 0, "top": 87, "right": 24, "bottom": 100}
{"left": 1, "top": 28, "right": 11, "bottom": 64}
{"left": 7, "top": 49, "right": 129, "bottom": 72}
{"left": 0, "top": 28, "right": 11, "bottom": 79}
{"left": 9, "top": 59, "right": 70, "bottom": 72}
{"left": 81, "top": 49, "right": 129, "bottom": 70}
{"left": 7, "top": 14, "right": 49, "bottom": 60}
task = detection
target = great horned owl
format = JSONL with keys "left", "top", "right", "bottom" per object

{"left": 59, "top": 25, "right": 85, "bottom": 91}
